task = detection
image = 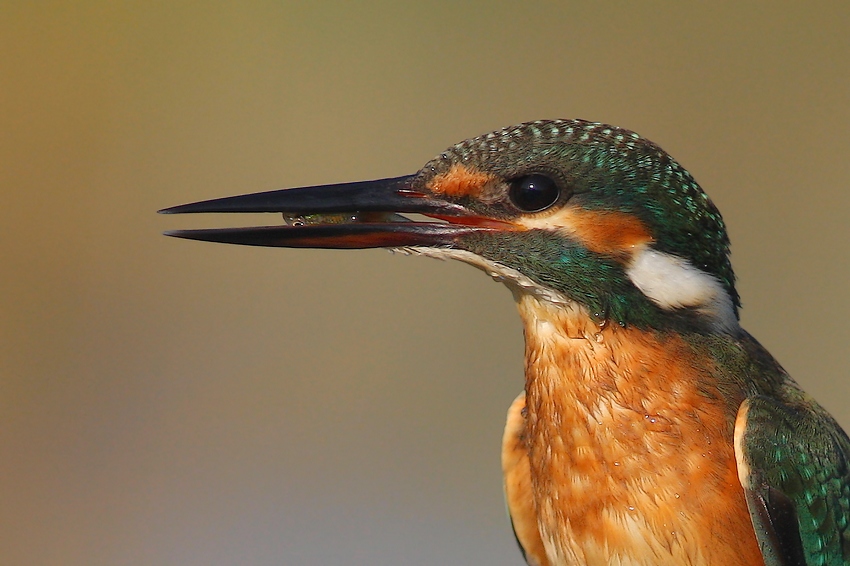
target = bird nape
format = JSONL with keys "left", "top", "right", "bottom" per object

{"left": 161, "top": 119, "right": 850, "bottom": 566}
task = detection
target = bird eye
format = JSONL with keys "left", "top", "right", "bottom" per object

{"left": 508, "top": 174, "right": 561, "bottom": 212}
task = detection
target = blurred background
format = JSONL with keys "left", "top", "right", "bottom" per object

{"left": 2, "top": 2, "right": 848, "bottom": 565}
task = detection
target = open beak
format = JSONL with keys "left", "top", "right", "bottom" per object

{"left": 159, "top": 175, "right": 510, "bottom": 249}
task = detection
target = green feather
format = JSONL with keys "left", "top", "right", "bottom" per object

{"left": 423, "top": 119, "right": 739, "bottom": 330}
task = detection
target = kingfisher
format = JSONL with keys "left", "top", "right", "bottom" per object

{"left": 161, "top": 119, "right": 850, "bottom": 566}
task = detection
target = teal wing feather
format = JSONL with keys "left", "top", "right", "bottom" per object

{"left": 734, "top": 395, "right": 850, "bottom": 566}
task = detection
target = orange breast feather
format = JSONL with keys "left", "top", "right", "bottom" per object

{"left": 510, "top": 295, "right": 763, "bottom": 566}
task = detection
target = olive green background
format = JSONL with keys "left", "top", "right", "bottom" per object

{"left": 3, "top": 3, "right": 848, "bottom": 565}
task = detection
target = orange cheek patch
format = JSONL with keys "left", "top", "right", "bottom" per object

{"left": 570, "top": 209, "right": 653, "bottom": 255}
{"left": 427, "top": 164, "right": 496, "bottom": 198}
{"left": 519, "top": 208, "right": 653, "bottom": 257}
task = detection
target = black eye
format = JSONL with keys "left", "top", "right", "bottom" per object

{"left": 508, "top": 174, "right": 561, "bottom": 212}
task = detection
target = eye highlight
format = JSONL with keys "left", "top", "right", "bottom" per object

{"left": 508, "top": 174, "right": 561, "bottom": 212}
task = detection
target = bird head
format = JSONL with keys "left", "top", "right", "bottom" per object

{"left": 161, "top": 119, "right": 739, "bottom": 334}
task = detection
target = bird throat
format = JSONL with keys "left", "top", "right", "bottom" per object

{"left": 513, "top": 293, "right": 763, "bottom": 566}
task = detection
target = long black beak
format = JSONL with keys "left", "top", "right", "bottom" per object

{"left": 159, "top": 175, "right": 507, "bottom": 249}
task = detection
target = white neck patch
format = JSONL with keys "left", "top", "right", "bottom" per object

{"left": 626, "top": 246, "right": 739, "bottom": 333}
{"left": 395, "top": 244, "right": 740, "bottom": 334}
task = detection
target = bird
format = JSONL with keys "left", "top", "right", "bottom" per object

{"left": 161, "top": 119, "right": 850, "bottom": 566}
